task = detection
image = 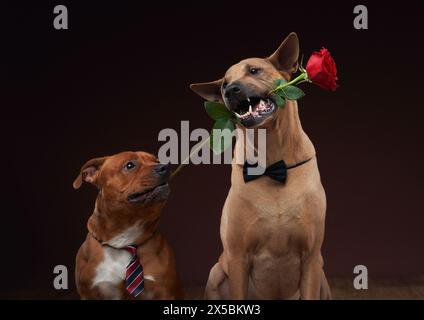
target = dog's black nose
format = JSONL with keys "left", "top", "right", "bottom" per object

{"left": 224, "top": 83, "right": 242, "bottom": 99}
{"left": 154, "top": 163, "right": 171, "bottom": 177}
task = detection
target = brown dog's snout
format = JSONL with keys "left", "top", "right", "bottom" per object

{"left": 224, "top": 83, "right": 241, "bottom": 98}
{"left": 224, "top": 82, "right": 246, "bottom": 104}
{"left": 224, "top": 82, "right": 251, "bottom": 111}
{"left": 154, "top": 163, "right": 171, "bottom": 179}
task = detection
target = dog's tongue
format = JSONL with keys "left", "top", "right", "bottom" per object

{"left": 256, "top": 99, "right": 268, "bottom": 112}
{"left": 251, "top": 99, "right": 268, "bottom": 116}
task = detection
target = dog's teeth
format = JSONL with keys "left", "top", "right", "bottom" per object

{"left": 249, "top": 105, "right": 252, "bottom": 113}
{"left": 247, "top": 98, "right": 251, "bottom": 102}
{"left": 234, "top": 112, "right": 241, "bottom": 118}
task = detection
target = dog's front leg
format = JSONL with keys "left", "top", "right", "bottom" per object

{"left": 227, "top": 254, "right": 249, "bottom": 299}
{"left": 300, "top": 252, "right": 323, "bottom": 300}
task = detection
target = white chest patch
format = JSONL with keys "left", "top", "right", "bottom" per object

{"left": 105, "top": 222, "right": 144, "bottom": 248}
{"left": 92, "top": 222, "right": 156, "bottom": 295}
{"left": 92, "top": 246, "right": 132, "bottom": 288}
{"left": 144, "top": 275, "right": 155, "bottom": 282}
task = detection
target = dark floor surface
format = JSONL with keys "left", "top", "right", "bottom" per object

{"left": 2, "top": 277, "right": 423, "bottom": 300}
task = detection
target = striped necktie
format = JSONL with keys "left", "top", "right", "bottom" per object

{"left": 124, "top": 245, "right": 144, "bottom": 297}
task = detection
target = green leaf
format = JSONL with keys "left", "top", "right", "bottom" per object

{"left": 283, "top": 85, "right": 305, "bottom": 100}
{"left": 273, "top": 94, "right": 286, "bottom": 108}
{"left": 204, "top": 101, "right": 234, "bottom": 120}
{"left": 209, "top": 119, "right": 235, "bottom": 154}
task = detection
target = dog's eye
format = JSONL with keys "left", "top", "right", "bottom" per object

{"left": 249, "top": 68, "right": 259, "bottom": 75}
{"left": 124, "top": 161, "right": 136, "bottom": 171}
{"left": 222, "top": 82, "right": 228, "bottom": 89}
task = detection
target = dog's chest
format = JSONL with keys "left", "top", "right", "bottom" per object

{"left": 91, "top": 243, "right": 156, "bottom": 299}
{"left": 224, "top": 183, "right": 315, "bottom": 255}
{"left": 91, "top": 222, "right": 144, "bottom": 291}
{"left": 256, "top": 208, "right": 310, "bottom": 253}
{"left": 92, "top": 246, "right": 132, "bottom": 289}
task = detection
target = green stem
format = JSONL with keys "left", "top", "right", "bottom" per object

{"left": 268, "top": 71, "right": 309, "bottom": 96}
{"left": 294, "top": 79, "right": 309, "bottom": 85}
{"left": 171, "top": 136, "right": 211, "bottom": 179}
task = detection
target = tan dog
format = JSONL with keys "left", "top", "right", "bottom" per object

{"left": 190, "top": 33, "right": 331, "bottom": 300}
{"left": 73, "top": 151, "right": 182, "bottom": 299}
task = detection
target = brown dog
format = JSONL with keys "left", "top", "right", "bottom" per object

{"left": 73, "top": 151, "right": 182, "bottom": 299}
{"left": 190, "top": 33, "right": 331, "bottom": 299}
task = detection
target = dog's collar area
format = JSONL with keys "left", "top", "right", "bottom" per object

{"left": 89, "top": 230, "right": 154, "bottom": 251}
{"left": 243, "top": 156, "right": 314, "bottom": 183}
{"left": 89, "top": 233, "right": 129, "bottom": 250}
{"left": 90, "top": 232, "right": 104, "bottom": 245}
{"left": 90, "top": 232, "right": 133, "bottom": 251}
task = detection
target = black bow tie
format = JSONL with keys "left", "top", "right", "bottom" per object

{"left": 243, "top": 158, "right": 312, "bottom": 183}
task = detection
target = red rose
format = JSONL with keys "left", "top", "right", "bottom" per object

{"left": 306, "top": 48, "right": 338, "bottom": 91}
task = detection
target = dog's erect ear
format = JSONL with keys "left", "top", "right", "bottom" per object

{"left": 73, "top": 156, "right": 108, "bottom": 190}
{"left": 268, "top": 32, "right": 299, "bottom": 75}
{"left": 190, "top": 79, "right": 223, "bottom": 102}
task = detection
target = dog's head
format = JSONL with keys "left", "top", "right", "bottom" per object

{"left": 190, "top": 32, "right": 299, "bottom": 128}
{"left": 73, "top": 151, "right": 171, "bottom": 211}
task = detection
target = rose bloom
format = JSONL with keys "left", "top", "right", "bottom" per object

{"left": 306, "top": 48, "right": 338, "bottom": 91}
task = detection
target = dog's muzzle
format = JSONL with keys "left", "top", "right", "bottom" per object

{"left": 229, "top": 96, "right": 276, "bottom": 128}
{"left": 224, "top": 83, "right": 276, "bottom": 128}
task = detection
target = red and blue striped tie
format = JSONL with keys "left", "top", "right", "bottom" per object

{"left": 124, "top": 245, "right": 144, "bottom": 297}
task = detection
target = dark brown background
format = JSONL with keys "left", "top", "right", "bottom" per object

{"left": 2, "top": 1, "right": 424, "bottom": 297}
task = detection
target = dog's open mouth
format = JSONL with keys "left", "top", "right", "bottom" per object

{"left": 127, "top": 183, "right": 169, "bottom": 204}
{"left": 233, "top": 97, "right": 275, "bottom": 127}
